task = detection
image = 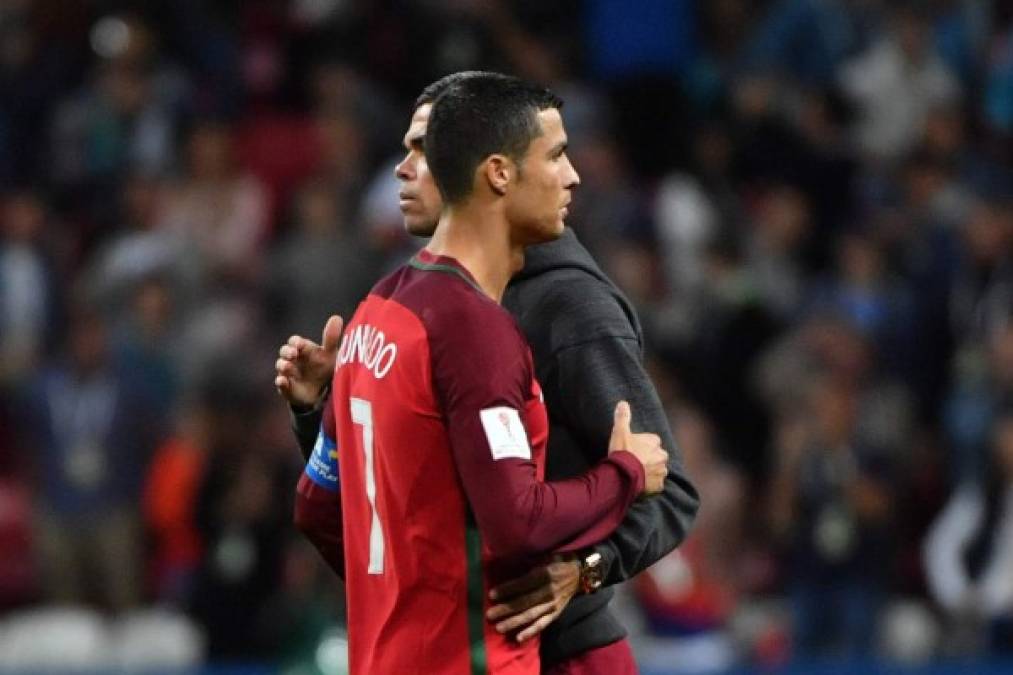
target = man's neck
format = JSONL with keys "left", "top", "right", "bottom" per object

{"left": 426, "top": 201, "right": 524, "bottom": 304}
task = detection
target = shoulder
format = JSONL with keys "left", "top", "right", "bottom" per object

{"left": 506, "top": 267, "right": 640, "bottom": 354}
{"left": 387, "top": 266, "right": 529, "bottom": 366}
{"left": 431, "top": 290, "right": 529, "bottom": 367}
{"left": 412, "top": 281, "right": 533, "bottom": 407}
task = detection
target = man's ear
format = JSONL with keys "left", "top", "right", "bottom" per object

{"left": 482, "top": 154, "right": 514, "bottom": 196}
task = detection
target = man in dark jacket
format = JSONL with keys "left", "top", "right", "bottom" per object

{"left": 275, "top": 73, "right": 698, "bottom": 672}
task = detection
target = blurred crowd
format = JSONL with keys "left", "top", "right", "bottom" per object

{"left": 1, "top": 0, "right": 1012, "bottom": 671}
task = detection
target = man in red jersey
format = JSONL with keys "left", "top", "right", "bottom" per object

{"left": 290, "top": 73, "right": 669, "bottom": 674}
{"left": 279, "top": 72, "right": 699, "bottom": 674}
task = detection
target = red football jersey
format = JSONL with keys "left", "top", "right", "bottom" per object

{"left": 304, "top": 250, "right": 644, "bottom": 674}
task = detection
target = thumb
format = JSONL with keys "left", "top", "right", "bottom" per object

{"left": 321, "top": 315, "right": 344, "bottom": 353}
{"left": 609, "top": 400, "right": 632, "bottom": 451}
{"left": 614, "top": 400, "right": 632, "bottom": 430}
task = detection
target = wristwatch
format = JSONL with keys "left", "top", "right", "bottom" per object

{"left": 578, "top": 551, "right": 604, "bottom": 594}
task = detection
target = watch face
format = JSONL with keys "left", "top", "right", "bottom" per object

{"left": 581, "top": 553, "right": 604, "bottom": 593}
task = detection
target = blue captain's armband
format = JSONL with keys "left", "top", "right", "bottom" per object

{"left": 306, "top": 425, "right": 339, "bottom": 491}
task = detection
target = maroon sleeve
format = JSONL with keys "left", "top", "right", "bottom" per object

{"left": 430, "top": 303, "right": 645, "bottom": 560}
{"left": 293, "top": 397, "right": 345, "bottom": 578}
{"left": 294, "top": 474, "right": 345, "bottom": 578}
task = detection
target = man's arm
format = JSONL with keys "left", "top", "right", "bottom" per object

{"left": 487, "top": 262, "right": 700, "bottom": 638}
{"left": 294, "top": 470, "right": 345, "bottom": 578}
{"left": 447, "top": 397, "right": 650, "bottom": 559}
{"left": 431, "top": 310, "right": 658, "bottom": 560}
{"left": 553, "top": 334, "right": 699, "bottom": 585}
{"left": 291, "top": 392, "right": 345, "bottom": 578}
{"left": 486, "top": 335, "right": 698, "bottom": 639}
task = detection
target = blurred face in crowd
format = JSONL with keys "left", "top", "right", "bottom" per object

{"left": 904, "top": 158, "right": 948, "bottom": 209}
{"left": 188, "top": 123, "right": 234, "bottom": 181}
{"left": 805, "top": 317, "right": 871, "bottom": 385}
{"left": 122, "top": 174, "right": 162, "bottom": 230}
{"left": 924, "top": 107, "right": 965, "bottom": 158}
{"left": 758, "top": 185, "right": 810, "bottom": 252}
{"left": 809, "top": 376, "right": 857, "bottom": 446}
{"left": 693, "top": 124, "right": 733, "bottom": 177}
{"left": 568, "top": 135, "right": 623, "bottom": 192}
{"left": 895, "top": 9, "right": 929, "bottom": 63}
{"left": 394, "top": 103, "right": 443, "bottom": 236}
{"left": 132, "top": 277, "right": 173, "bottom": 338}
{"left": 317, "top": 112, "right": 366, "bottom": 186}
{"left": 963, "top": 201, "right": 1011, "bottom": 266}
{"left": 69, "top": 312, "right": 108, "bottom": 375}
{"left": 311, "top": 61, "right": 361, "bottom": 114}
{"left": 838, "top": 232, "right": 884, "bottom": 288}
{"left": 100, "top": 62, "right": 150, "bottom": 116}
{"left": 296, "top": 181, "right": 342, "bottom": 236}
{"left": 2, "top": 193, "right": 45, "bottom": 243}
{"left": 609, "top": 244, "right": 657, "bottom": 304}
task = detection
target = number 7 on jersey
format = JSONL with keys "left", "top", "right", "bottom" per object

{"left": 350, "top": 397, "right": 385, "bottom": 574}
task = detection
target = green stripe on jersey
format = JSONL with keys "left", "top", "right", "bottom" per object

{"left": 408, "top": 257, "right": 485, "bottom": 295}
{"left": 465, "top": 515, "right": 488, "bottom": 675}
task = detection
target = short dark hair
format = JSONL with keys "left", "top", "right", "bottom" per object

{"left": 424, "top": 72, "right": 563, "bottom": 205}
{"left": 413, "top": 71, "right": 485, "bottom": 111}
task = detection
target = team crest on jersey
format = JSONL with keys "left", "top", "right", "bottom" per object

{"left": 306, "top": 425, "right": 339, "bottom": 491}
{"left": 480, "top": 407, "right": 531, "bottom": 460}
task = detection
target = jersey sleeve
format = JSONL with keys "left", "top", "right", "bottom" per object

{"left": 293, "top": 395, "right": 345, "bottom": 578}
{"left": 430, "top": 308, "right": 645, "bottom": 560}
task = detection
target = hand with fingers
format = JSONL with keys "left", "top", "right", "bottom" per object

{"left": 486, "top": 557, "right": 581, "bottom": 643}
{"left": 274, "top": 314, "right": 344, "bottom": 408}
{"left": 609, "top": 400, "right": 668, "bottom": 496}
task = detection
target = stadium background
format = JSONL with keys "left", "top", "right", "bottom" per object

{"left": 0, "top": 0, "right": 1012, "bottom": 672}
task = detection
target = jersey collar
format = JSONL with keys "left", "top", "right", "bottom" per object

{"left": 410, "top": 249, "right": 484, "bottom": 295}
